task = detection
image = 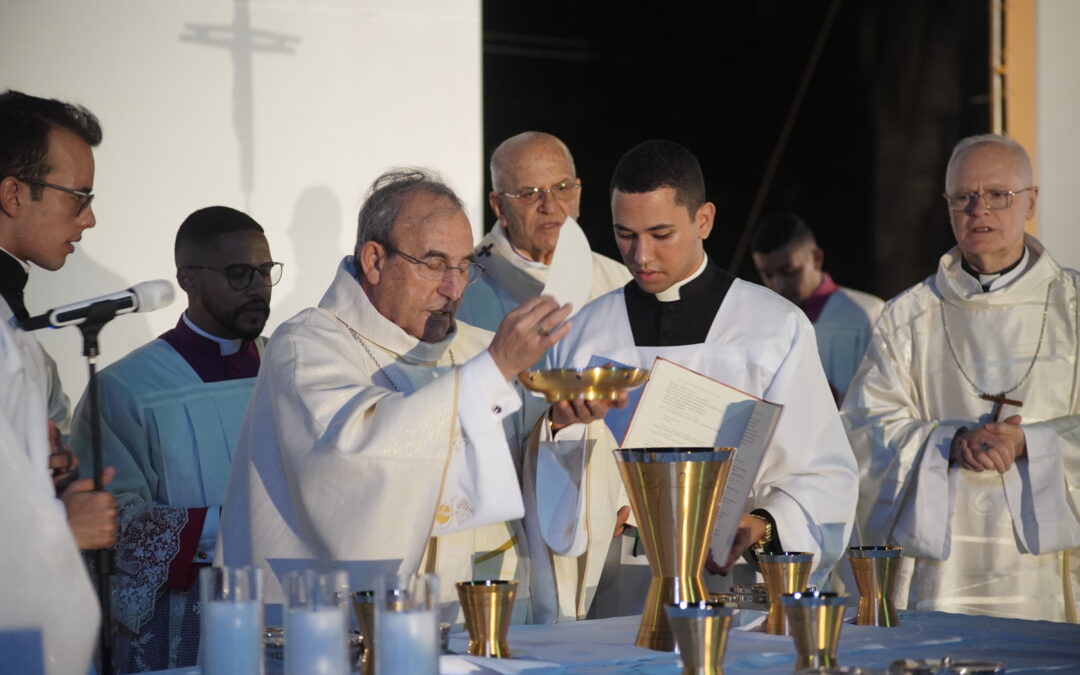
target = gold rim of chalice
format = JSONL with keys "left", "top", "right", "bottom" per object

{"left": 519, "top": 367, "right": 649, "bottom": 402}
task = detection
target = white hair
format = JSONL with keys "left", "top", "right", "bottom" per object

{"left": 489, "top": 131, "right": 576, "bottom": 192}
{"left": 947, "top": 133, "right": 1033, "bottom": 185}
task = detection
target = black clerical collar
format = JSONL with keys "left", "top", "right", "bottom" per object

{"left": 0, "top": 248, "right": 30, "bottom": 321}
{"left": 623, "top": 258, "right": 735, "bottom": 346}
{"left": 960, "top": 247, "right": 1027, "bottom": 292}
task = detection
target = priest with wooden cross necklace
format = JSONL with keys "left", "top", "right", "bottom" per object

{"left": 842, "top": 134, "right": 1080, "bottom": 623}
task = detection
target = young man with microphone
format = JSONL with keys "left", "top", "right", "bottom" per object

{"left": 70, "top": 206, "right": 279, "bottom": 672}
{"left": 0, "top": 89, "right": 110, "bottom": 675}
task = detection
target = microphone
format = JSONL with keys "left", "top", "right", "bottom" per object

{"left": 20, "top": 280, "right": 175, "bottom": 331}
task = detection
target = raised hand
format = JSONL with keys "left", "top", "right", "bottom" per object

{"left": 488, "top": 295, "right": 572, "bottom": 381}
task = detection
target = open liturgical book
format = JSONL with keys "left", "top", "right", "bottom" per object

{"left": 620, "top": 357, "right": 783, "bottom": 564}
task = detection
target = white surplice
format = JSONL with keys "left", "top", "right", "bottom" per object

{"left": 458, "top": 221, "right": 631, "bottom": 332}
{"left": 528, "top": 275, "right": 859, "bottom": 622}
{"left": 815, "top": 286, "right": 884, "bottom": 403}
{"left": 841, "top": 235, "right": 1080, "bottom": 622}
{"left": 219, "top": 257, "right": 528, "bottom": 617}
{"left": 0, "top": 301, "right": 99, "bottom": 675}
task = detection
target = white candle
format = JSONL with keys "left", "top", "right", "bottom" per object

{"left": 285, "top": 605, "right": 349, "bottom": 675}
{"left": 201, "top": 600, "right": 261, "bottom": 675}
{"left": 375, "top": 609, "right": 437, "bottom": 675}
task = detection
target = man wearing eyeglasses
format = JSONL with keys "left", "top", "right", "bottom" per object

{"left": 457, "top": 131, "right": 630, "bottom": 332}
{"left": 219, "top": 168, "right": 617, "bottom": 623}
{"left": 842, "top": 134, "right": 1080, "bottom": 621}
{"left": 0, "top": 89, "right": 108, "bottom": 675}
{"left": 69, "top": 206, "right": 278, "bottom": 671}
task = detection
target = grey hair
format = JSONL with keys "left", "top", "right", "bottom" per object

{"left": 354, "top": 168, "right": 465, "bottom": 253}
{"left": 947, "top": 133, "right": 1033, "bottom": 185}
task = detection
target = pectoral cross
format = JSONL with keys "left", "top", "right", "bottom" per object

{"left": 980, "top": 392, "right": 1023, "bottom": 422}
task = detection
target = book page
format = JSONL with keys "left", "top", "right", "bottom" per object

{"left": 620, "top": 357, "right": 782, "bottom": 563}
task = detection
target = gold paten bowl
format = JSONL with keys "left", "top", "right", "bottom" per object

{"left": 519, "top": 367, "right": 649, "bottom": 402}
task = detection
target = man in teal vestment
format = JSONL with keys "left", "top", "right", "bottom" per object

{"left": 71, "top": 206, "right": 280, "bottom": 672}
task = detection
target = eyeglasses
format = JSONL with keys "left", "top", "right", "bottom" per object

{"left": 384, "top": 243, "right": 484, "bottom": 284}
{"left": 498, "top": 179, "right": 581, "bottom": 206}
{"left": 943, "top": 187, "right": 1034, "bottom": 212}
{"left": 186, "top": 262, "right": 284, "bottom": 290}
{"left": 15, "top": 176, "right": 95, "bottom": 215}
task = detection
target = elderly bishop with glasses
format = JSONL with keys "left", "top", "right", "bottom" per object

{"left": 842, "top": 134, "right": 1080, "bottom": 622}
{"left": 457, "top": 131, "right": 631, "bottom": 331}
{"left": 218, "top": 169, "right": 615, "bottom": 623}
{"left": 69, "top": 205, "right": 279, "bottom": 671}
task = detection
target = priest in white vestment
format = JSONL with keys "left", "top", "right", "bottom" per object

{"left": 0, "top": 90, "right": 107, "bottom": 675}
{"left": 525, "top": 140, "right": 859, "bottom": 622}
{"left": 458, "top": 132, "right": 630, "bottom": 331}
{"left": 219, "top": 169, "right": 599, "bottom": 624}
{"left": 751, "top": 212, "right": 884, "bottom": 403}
{"left": 842, "top": 134, "right": 1080, "bottom": 622}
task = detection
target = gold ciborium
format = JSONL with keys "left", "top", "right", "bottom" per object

{"left": 615, "top": 447, "right": 735, "bottom": 651}
{"left": 519, "top": 367, "right": 648, "bottom": 402}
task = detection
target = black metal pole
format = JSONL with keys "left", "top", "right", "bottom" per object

{"left": 78, "top": 303, "right": 118, "bottom": 675}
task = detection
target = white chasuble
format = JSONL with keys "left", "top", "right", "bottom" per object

{"left": 458, "top": 219, "right": 631, "bottom": 332}
{"left": 219, "top": 258, "right": 527, "bottom": 612}
{"left": 526, "top": 277, "right": 859, "bottom": 622}
{"left": 842, "top": 235, "right": 1080, "bottom": 621}
{"left": 0, "top": 302, "right": 99, "bottom": 675}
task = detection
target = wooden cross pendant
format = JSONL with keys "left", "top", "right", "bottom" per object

{"left": 981, "top": 392, "right": 1023, "bottom": 422}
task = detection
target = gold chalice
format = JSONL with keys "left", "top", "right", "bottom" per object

{"left": 519, "top": 367, "right": 649, "bottom": 402}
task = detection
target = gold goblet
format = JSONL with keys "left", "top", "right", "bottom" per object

{"left": 847, "top": 546, "right": 903, "bottom": 627}
{"left": 615, "top": 447, "right": 735, "bottom": 651}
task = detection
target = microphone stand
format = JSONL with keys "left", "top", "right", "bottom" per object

{"left": 78, "top": 301, "right": 120, "bottom": 675}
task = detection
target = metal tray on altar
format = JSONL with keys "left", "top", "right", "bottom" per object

{"left": 889, "top": 658, "right": 1005, "bottom": 674}
{"left": 519, "top": 367, "right": 648, "bottom": 402}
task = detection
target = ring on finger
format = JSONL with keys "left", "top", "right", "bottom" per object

{"left": 980, "top": 442, "right": 993, "bottom": 452}
{"left": 534, "top": 323, "right": 547, "bottom": 336}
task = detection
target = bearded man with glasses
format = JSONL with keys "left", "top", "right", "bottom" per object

{"left": 70, "top": 205, "right": 278, "bottom": 671}
{"left": 458, "top": 131, "right": 630, "bottom": 332}
{"left": 842, "top": 134, "right": 1080, "bottom": 621}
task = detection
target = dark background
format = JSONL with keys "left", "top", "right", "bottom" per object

{"left": 483, "top": 1, "right": 990, "bottom": 299}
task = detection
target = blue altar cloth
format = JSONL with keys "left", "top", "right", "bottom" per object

{"left": 147, "top": 607, "right": 1080, "bottom": 674}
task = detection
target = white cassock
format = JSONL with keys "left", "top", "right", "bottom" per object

{"left": 526, "top": 258, "right": 859, "bottom": 622}
{"left": 458, "top": 219, "right": 631, "bottom": 332}
{"left": 219, "top": 257, "right": 530, "bottom": 622}
{"left": 841, "top": 235, "right": 1080, "bottom": 622}
{"left": 812, "top": 285, "right": 884, "bottom": 403}
{"left": 0, "top": 301, "right": 99, "bottom": 675}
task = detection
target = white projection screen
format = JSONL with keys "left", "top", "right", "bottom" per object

{"left": 1, "top": 0, "right": 483, "bottom": 403}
